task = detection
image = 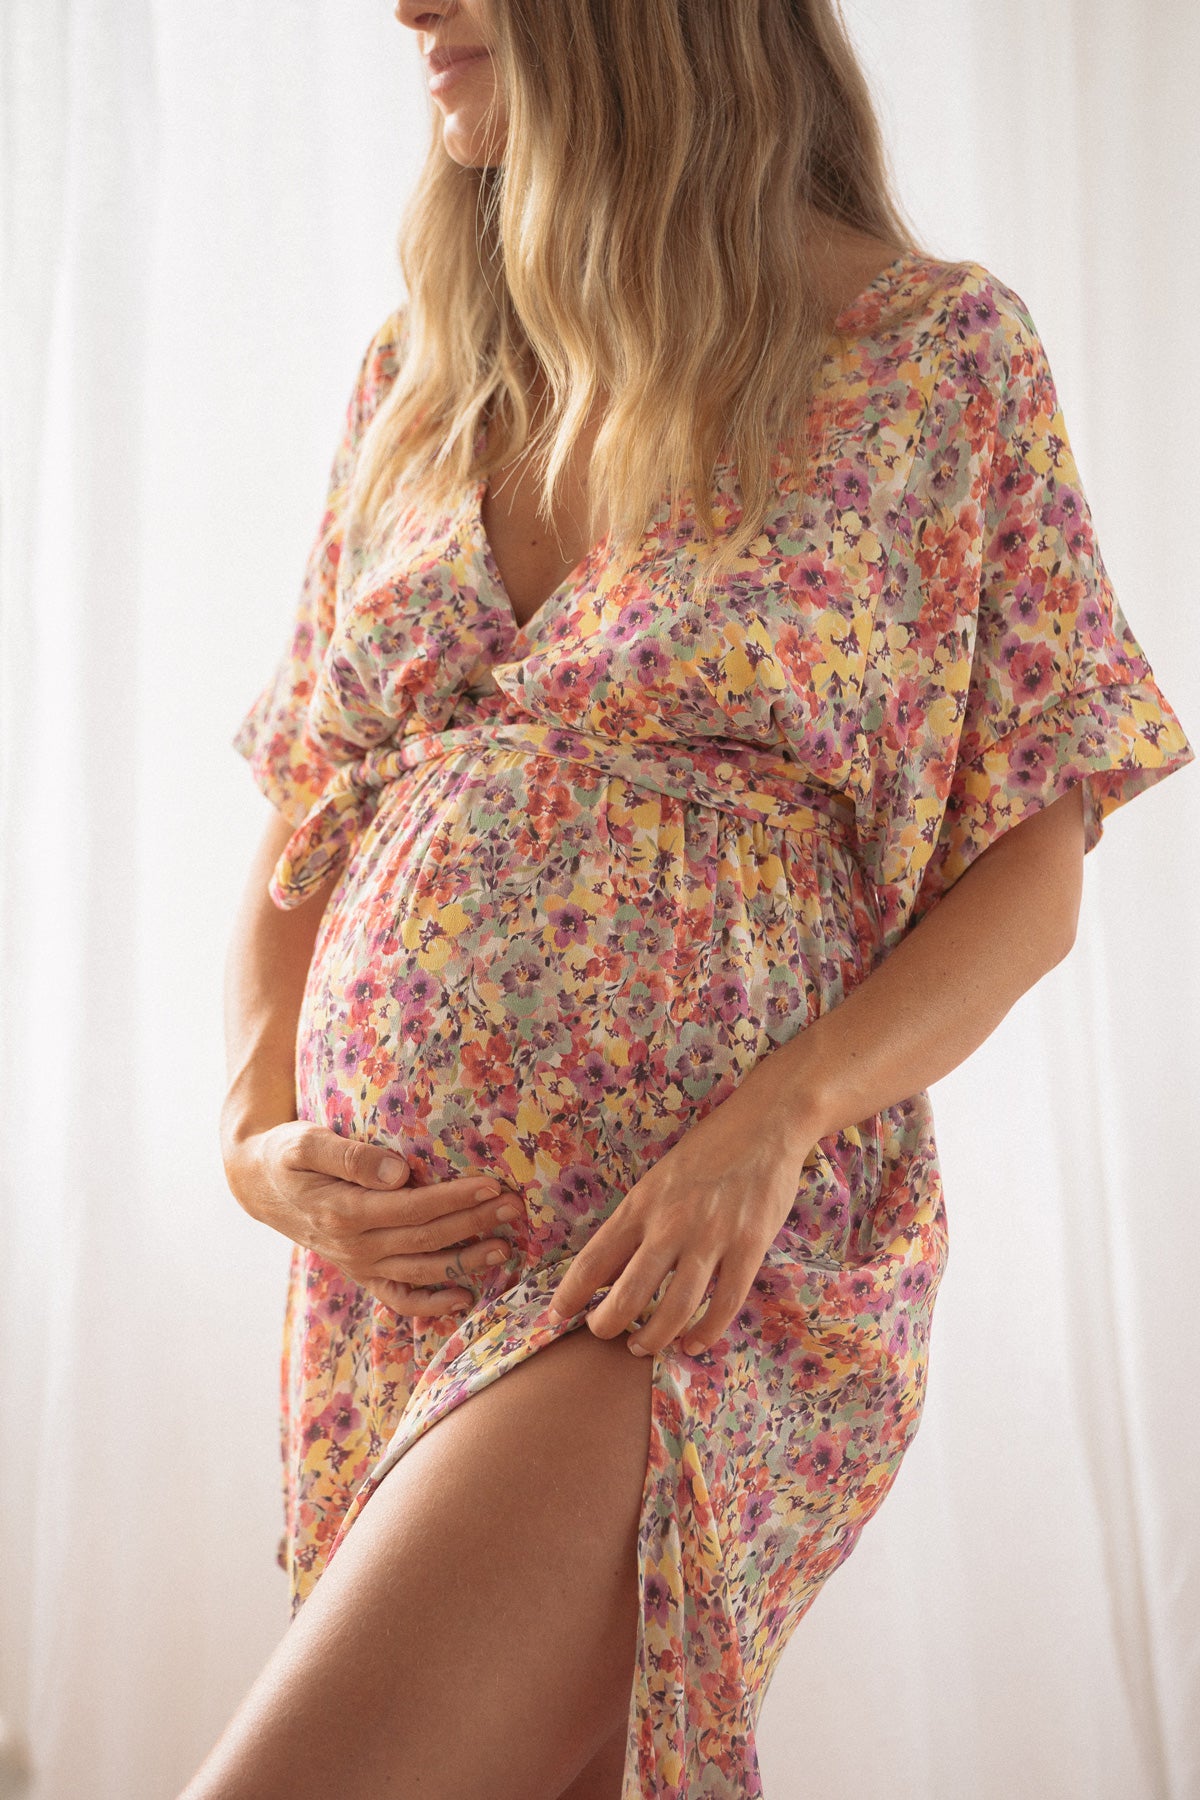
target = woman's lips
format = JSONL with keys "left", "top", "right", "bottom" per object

{"left": 427, "top": 48, "right": 490, "bottom": 95}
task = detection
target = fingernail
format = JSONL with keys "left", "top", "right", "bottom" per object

{"left": 547, "top": 1304, "right": 564, "bottom": 1322}
{"left": 681, "top": 1339, "right": 702, "bottom": 1355}
{"left": 628, "top": 1341, "right": 649, "bottom": 1356}
{"left": 484, "top": 1249, "right": 505, "bottom": 1266}
{"left": 473, "top": 1182, "right": 501, "bottom": 1200}
{"left": 378, "top": 1156, "right": 406, "bottom": 1182}
{"left": 496, "top": 1203, "right": 520, "bottom": 1221}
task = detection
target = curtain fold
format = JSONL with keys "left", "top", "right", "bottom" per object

{"left": 2, "top": 3, "right": 1196, "bottom": 1796}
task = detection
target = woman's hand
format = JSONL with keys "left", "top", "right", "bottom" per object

{"left": 547, "top": 1071, "right": 823, "bottom": 1357}
{"left": 223, "top": 1123, "right": 527, "bottom": 1320}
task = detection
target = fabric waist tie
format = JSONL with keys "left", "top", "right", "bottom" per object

{"left": 268, "top": 719, "right": 859, "bottom": 909}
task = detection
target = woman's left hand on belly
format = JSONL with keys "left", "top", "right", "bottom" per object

{"left": 546, "top": 1079, "right": 823, "bottom": 1358}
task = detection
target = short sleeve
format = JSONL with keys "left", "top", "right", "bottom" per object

{"left": 231, "top": 305, "right": 409, "bottom": 825}
{"left": 853, "top": 267, "right": 1195, "bottom": 958}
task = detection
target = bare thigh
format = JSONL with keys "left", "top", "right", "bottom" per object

{"left": 178, "top": 1323, "right": 655, "bottom": 1800}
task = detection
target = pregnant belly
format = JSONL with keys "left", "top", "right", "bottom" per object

{"left": 295, "top": 754, "right": 878, "bottom": 1275}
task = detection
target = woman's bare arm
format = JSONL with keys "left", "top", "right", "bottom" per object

{"left": 746, "top": 780, "right": 1089, "bottom": 1146}
{"left": 220, "top": 805, "right": 333, "bottom": 1156}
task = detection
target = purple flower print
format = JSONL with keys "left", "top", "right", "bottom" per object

{"left": 549, "top": 1163, "right": 608, "bottom": 1220}
{"left": 548, "top": 901, "right": 589, "bottom": 949}
{"left": 897, "top": 1261, "right": 933, "bottom": 1304}
{"left": 572, "top": 1049, "right": 614, "bottom": 1104}
{"left": 831, "top": 463, "right": 871, "bottom": 514}
{"left": 630, "top": 639, "right": 670, "bottom": 686}
{"left": 611, "top": 599, "right": 654, "bottom": 642}
{"left": 739, "top": 1493, "right": 773, "bottom": 1543}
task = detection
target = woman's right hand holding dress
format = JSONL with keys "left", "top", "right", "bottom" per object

{"left": 221, "top": 807, "right": 525, "bottom": 1318}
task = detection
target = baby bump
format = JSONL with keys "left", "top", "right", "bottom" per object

{"left": 294, "top": 767, "right": 879, "bottom": 1268}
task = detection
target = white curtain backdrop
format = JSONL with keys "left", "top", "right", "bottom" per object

{"left": 2, "top": 3, "right": 1197, "bottom": 1796}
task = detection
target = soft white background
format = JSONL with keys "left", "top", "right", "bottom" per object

{"left": 1, "top": 3, "right": 1197, "bottom": 1796}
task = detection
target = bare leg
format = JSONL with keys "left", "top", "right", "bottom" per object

{"left": 554, "top": 1722, "right": 630, "bottom": 1800}
{"left": 178, "top": 1324, "right": 655, "bottom": 1800}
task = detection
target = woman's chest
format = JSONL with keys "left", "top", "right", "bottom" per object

{"left": 316, "top": 359, "right": 937, "bottom": 785}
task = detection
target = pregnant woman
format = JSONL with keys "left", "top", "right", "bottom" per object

{"left": 189, "top": 2, "right": 1194, "bottom": 1796}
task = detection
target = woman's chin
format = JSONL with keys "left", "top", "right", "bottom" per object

{"left": 437, "top": 106, "right": 505, "bottom": 171}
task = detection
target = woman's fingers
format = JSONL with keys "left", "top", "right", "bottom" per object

{"left": 623, "top": 1257, "right": 717, "bottom": 1355}
{"left": 584, "top": 1243, "right": 679, "bottom": 1341}
{"left": 352, "top": 1171, "right": 512, "bottom": 1229}
{"left": 677, "top": 1251, "right": 761, "bottom": 1354}
{"left": 370, "top": 1237, "right": 515, "bottom": 1287}
{"left": 285, "top": 1124, "right": 412, "bottom": 1191}
{"left": 285, "top": 1127, "right": 524, "bottom": 1231}
{"left": 362, "top": 1279, "right": 473, "bottom": 1318}
{"left": 360, "top": 1188, "right": 526, "bottom": 1253}
{"left": 548, "top": 1212, "right": 640, "bottom": 1323}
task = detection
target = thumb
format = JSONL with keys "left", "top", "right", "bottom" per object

{"left": 374, "top": 1149, "right": 410, "bottom": 1186}
{"left": 304, "top": 1127, "right": 410, "bottom": 1189}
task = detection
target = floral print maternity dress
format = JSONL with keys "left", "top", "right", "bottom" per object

{"left": 232, "top": 253, "right": 1194, "bottom": 1797}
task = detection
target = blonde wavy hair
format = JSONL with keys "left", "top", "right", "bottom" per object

{"left": 346, "top": 0, "right": 922, "bottom": 605}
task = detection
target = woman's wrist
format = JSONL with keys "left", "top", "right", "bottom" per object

{"left": 732, "top": 1046, "right": 837, "bottom": 1163}
{"left": 218, "top": 1091, "right": 293, "bottom": 1197}
{"left": 220, "top": 1063, "right": 296, "bottom": 1139}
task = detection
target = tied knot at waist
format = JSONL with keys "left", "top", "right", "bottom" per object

{"left": 268, "top": 719, "right": 858, "bottom": 909}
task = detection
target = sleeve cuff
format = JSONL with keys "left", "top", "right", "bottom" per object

{"left": 934, "top": 676, "right": 1196, "bottom": 889}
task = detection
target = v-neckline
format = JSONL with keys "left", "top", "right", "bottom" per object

{"left": 468, "top": 472, "right": 612, "bottom": 642}
{"left": 465, "top": 249, "right": 924, "bottom": 638}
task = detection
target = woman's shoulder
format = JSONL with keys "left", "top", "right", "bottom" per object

{"left": 885, "top": 253, "right": 1051, "bottom": 390}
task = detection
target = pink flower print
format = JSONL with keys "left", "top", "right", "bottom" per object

{"left": 1007, "top": 638, "right": 1058, "bottom": 705}
{"left": 348, "top": 975, "right": 380, "bottom": 1024}
{"left": 322, "top": 1090, "right": 357, "bottom": 1138}
{"left": 795, "top": 1431, "right": 844, "bottom": 1492}
{"left": 988, "top": 508, "right": 1033, "bottom": 581}
{"left": 543, "top": 659, "right": 592, "bottom": 716}
{"left": 1044, "top": 483, "right": 1085, "bottom": 536}
{"left": 459, "top": 1032, "right": 518, "bottom": 1110}
{"left": 792, "top": 1352, "right": 825, "bottom": 1393}
{"left": 667, "top": 1026, "right": 718, "bottom": 1100}
{"left": 952, "top": 293, "right": 1000, "bottom": 335}
{"left": 846, "top": 1270, "right": 886, "bottom": 1316}
{"left": 819, "top": 1194, "right": 849, "bottom": 1238}
{"left": 781, "top": 550, "right": 833, "bottom": 597}
{"left": 630, "top": 638, "right": 670, "bottom": 686}
{"left": 881, "top": 674, "right": 924, "bottom": 754}
{"left": 313, "top": 1393, "right": 365, "bottom": 1448}
{"left": 1078, "top": 595, "right": 1111, "bottom": 649}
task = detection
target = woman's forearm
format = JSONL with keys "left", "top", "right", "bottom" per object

{"left": 221, "top": 806, "right": 335, "bottom": 1160}
{"left": 744, "top": 782, "right": 1087, "bottom": 1149}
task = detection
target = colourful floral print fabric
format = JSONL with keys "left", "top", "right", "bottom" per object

{"left": 232, "top": 253, "right": 1194, "bottom": 1797}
